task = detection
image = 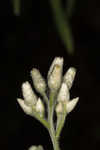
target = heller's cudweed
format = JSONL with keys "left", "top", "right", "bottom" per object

{"left": 17, "top": 57, "right": 79, "bottom": 150}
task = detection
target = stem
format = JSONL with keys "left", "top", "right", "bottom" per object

{"left": 48, "top": 92, "right": 61, "bottom": 150}
{"left": 42, "top": 93, "right": 49, "bottom": 106}
{"left": 49, "top": 130, "right": 60, "bottom": 150}
{"left": 56, "top": 113, "right": 66, "bottom": 140}
{"left": 31, "top": 111, "right": 49, "bottom": 130}
{"left": 56, "top": 103, "right": 67, "bottom": 140}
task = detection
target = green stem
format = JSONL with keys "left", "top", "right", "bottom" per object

{"left": 31, "top": 111, "right": 49, "bottom": 130}
{"left": 50, "top": 0, "right": 74, "bottom": 55}
{"left": 56, "top": 114, "right": 66, "bottom": 140}
{"left": 56, "top": 103, "right": 67, "bottom": 140}
{"left": 49, "top": 129, "right": 60, "bottom": 150}
{"left": 42, "top": 93, "right": 49, "bottom": 106}
{"left": 48, "top": 92, "right": 60, "bottom": 150}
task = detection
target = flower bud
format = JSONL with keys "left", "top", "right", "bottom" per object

{"left": 48, "top": 57, "right": 63, "bottom": 91}
{"left": 22, "top": 81, "right": 37, "bottom": 106}
{"left": 67, "top": 97, "right": 79, "bottom": 113}
{"left": 37, "top": 145, "right": 44, "bottom": 150}
{"left": 55, "top": 102, "right": 63, "bottom": 114}
{"left": 57, "top": 83, "right": 69, "bottom": 103}
{"left": 63, "top": 67, "right": 76, "bottom": 90}
{"left": 31, "top": 68, "right": 46, "bottom": 94}
{"left": 35, "top": 98, "right": 45, "bottom": 117}
{"left": 17, "top": 98, "right": 32, "bottom": 115}
{"left": 28, "top": 145, "right": 44, "bottom": 150}
{"left": 28, "top": 146, "right": 37, "bottom": 150}
{"left": 48, "top": 57, "right": 63, "bottom": 77}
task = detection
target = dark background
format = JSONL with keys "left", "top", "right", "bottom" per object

{"left": 0, "top": 0, "right": 100, "bottom": 150}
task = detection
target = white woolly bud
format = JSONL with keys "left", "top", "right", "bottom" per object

{"left": 48, "top": 57, "right": 63, "bottom": 77}
{"left": 37, "top": 146, "right": 44, "bottom": 150}
{"left": 22, "top": 81, "right": 37, "bottom": 106}
{"left": 17, "top": 98, "right": 32, "bottom": 115}
{"left": 55, "top": 102, "right": 63, "bottom": 114}
{"left": 48, "top": 57, "right": 63, "bottom": 91}
{"left": 35, "top": 98, "right": 45, "bottom": 117}
{"left": 48, "top": 65, "right": 62, "bottom": 91}
{"left": 57, "top": 83, "right": 69, "bottom": 102}
{"left": 63, "top": 67, "right": 76, "bottom": 90}
{"left": 31, "top": 68, "right": 46, "bottom": 94}
{"left": 28, "top": 146, "right": 37, "bottom": 150}
{"left": 67, "top": 97, "right": 79, "bottom": 113}
{"left": 28, "top": 145, "right": 43, "bottom": 150}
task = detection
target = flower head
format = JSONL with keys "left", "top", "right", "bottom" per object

{"left": 17, "top": 57, "right": 79, "bottom": 150}
{"left": 28, "top": 145, "right": 44, "bottom": 150}
{"left": 56, "top": 82, "right": 79, "bottom": 114}
{"left": 57, "top": 83, "right": 69, "bottom": 103}
{"left": 35, "top": 98, "right": 45, "bottom": 117}
{"left": 48, "top": 57, "right": 63, "bottom": 91}
{"left": 17, "top": 57, "right": 79, "bottom": 121}
{"left": 63, "top": 67, "right": 76, "bottom": 90}
{"left": 66, "top": 97, "right": 79, "bottom": 113}
{"left": 17, "top": 98, "right": 32, "bottom": 115}
{"left": 31, "top": 68, "right": 46, "bottom": 94}
{"left": 22, "top": 81, "right": 37, "bottom": 106}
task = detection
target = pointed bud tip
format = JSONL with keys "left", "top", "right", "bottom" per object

{"left": 35, "top": 98, "right": 45, "bottom": 116}
{"left": 22, "top": 81, "right": 29, "bottom": 87}
{"left": 22, "top": 81, "right": 31, "bottom": 93}
{"left": 69, "top": 67, "right": 76, "bottom": 72}
{"left": 21, "top": 81, "right": 37, "bottom": 106}
{"left": 67, "top": 97, "right": 79, "bottom": 113}
{"left": 64, "top": 67, "right": 76, "bottom": 90}
{"left": 48, "top": 57, "right": 64, "bottom": 91}
{"left": 54, "top": 57, "right": 63, "bottom": 65}
{"left": 28, "top": 146, "right": 37, "bottom": 150}
{"left": 48, "top": 57, "right": 63, "bottom": 77}
{"left": 28, "top": 145, "right": 44, "bottom": 150}
{"left": 30, "top": 68, "right": 38, "bottom": 75}
{"left": 57, "top": 83, "right": 70, "bottom": 102}
{"left": 31, "top": 68, "right": 46, "bottom": 94}
{"left": 17, "top": 98, "right": 32, "bottom": 115}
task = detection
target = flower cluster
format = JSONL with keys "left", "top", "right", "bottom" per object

{"left": 17, "top": 57, "right": 79, "bottom": 150}
{"left": 17, "top": 57, "right": 79, "bottom": 119}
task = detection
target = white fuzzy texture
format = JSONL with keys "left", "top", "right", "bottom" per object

{"left": 28, "top": 146, "right": 37, "bottom": 150}
{"left": 67, "top": 97, "right": 79, "bottom": 113}
{"left": 31, "top": 68, "right": 46, "bottom": 94}
{"left": 57, "top": 83, "right": 70, "bottom": 102}
{"left": 48, "top": 57, "right": 63, "bottom": 77}
{"left": 35, "top": 98, "right": 44, "bottom": 116}
{"left": 17, "top": 98, "right": 32, "bottom": 115}
{"left": 57, "top": 83, "right": 79, "bottom": 114}
{"left": 48, "top": 57, "right": 63, "bottom": 91}
{"left": 64, "top": 67, "right": 76, "bottom": 90}
{"left": 56, "top": 102, "right": 63, "bottom": 114}
{"left": 28, "top": 145, "right": 43, "bottom": 150}
{"left": 22, "top": 81, "right": 37, "bottom": 106}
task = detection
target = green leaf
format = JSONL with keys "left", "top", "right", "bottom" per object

{"left": 12, "top": 0, "right": 21, "bottom": 16}
{"left": 50, "top": 0, "right": 74, "bottom": 55}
